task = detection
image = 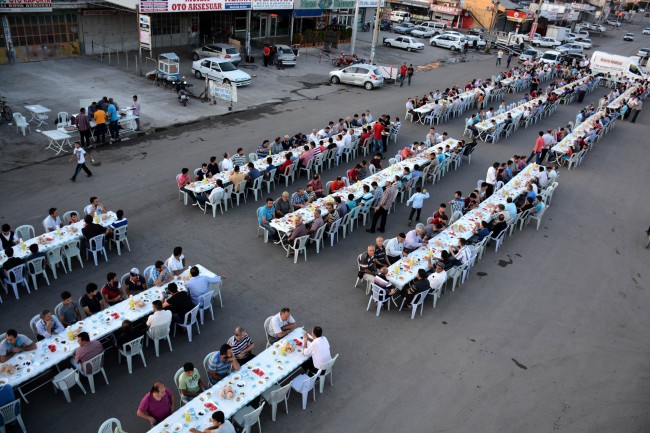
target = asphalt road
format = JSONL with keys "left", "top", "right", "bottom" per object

{"left": 0, "top": 21, "right": 649, "bottom": 433}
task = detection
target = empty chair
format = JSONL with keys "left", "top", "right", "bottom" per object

{"left": 248, "top": 152, "right": 258, "bottom": 162}
{"left": 318, "top": 353, "right": 339, "bottom": 393}
{"left": 56, "top": 111, "right": 70, "bottom": 127}
{"left": 117, "top": 336, "right": 147, "bottom": 374}
{"left": 78, "top": 352, "right": 109, "bottom": 393}
{"left": 109, "top": 225, "right": 130, "bottom": 256}
{"left": 0, "top": 399, "right": 27, "bottom": 433}
{"left": 62, "top": 240, "right": 84, "bottom": 271}
{"left": 97, "top": 418, "right": 122, "bottom": 433}
{"left": 3, "top": 265, "right": 30, "bottom": 299}
{"left": 14, "top": 225, "right": 34, "bottom": 240}
{"left": 25, "top": 256, "right": 50, "bottom": 290}
{"left": 279, "top": 165, "right": 295, "bottom": 187}
{"left": 86, "top": 234, "right": 108, "bottom": 266}
{"left": 209, "top": 281, "right": 224, "bottom": 308}
{"left": 299, "top": 158, "right": 314, "bottom": 179}
{"left": 399, "top": 289, "right": 429, "bottom": 320}
{"left": 286, "top": 235, "right": 309, "bottom": 263}
{"left": 448, "top": 211, "right": 463, "bottom": 225}
{"left": 12, "top": 113, "right": 30, "bottom": 136}
{"left": 198, "top": 291, "right": 214, "bottom": 324}
{"left": 174, "top": 304, "right": 200, "bottom": 342}
{"left": 366, "top": 284, "right": 390, "bottom": 317}
{"left": 232, "top": 402, "right": 265, "bottom": 433}
{"left": 146, "top": 322, "right": 172, "bottom": 357}
{"left": 29, "top": 314, "right": 39, "bottom": 339}
{"left": 264, "top": 316, "right": 273, "bottom": 348}
{"left": 261, "top": 382, "right": 292, "bottom": 421}
{"left": 247, "top": 176, "right": 264, "bottom": 202}
{"left": 290, "top": 372, "right": 320, "bottom": 409}
{"left": 52, "top": 368, "right": 87, "bottom": 403}
{"left": 46, "top": 246, "right": 68, "bottom": 279}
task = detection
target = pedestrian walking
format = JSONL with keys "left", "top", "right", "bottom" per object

{"left": 132, "top": 95, "right": 141, "bottom": 131}
{"left": 70, "top": 141, "right": 93, "bottom": 182}
{"left": 496, "top": 49, "right": 503, "bottom": 66}
{"left": 463, "top": 41, "right": 469, "bottom": 54}
{"left": 406, "top": 186, "right": 429, "bottom": 226}
{"left": 367, "top": 181, "right": 397, "bottom": 233}
{"left": 407, "top": 64, "right": 414, "bottom": 85}
{"left": 263, "top": 44, "right": 271, "bottom": 67}
{"left": 76, "top": 107, "right": 92, "bottom": 148}
{"left": 506, "top": 52, "right": 513, "bottom": 68}
{"left": 399, "top": 63, "right": 407, "bottom": 87}
{"left": 526, "top": 131, "right": 545, "bottom": 164}
{"left": 631, "top": 98, "right": 643, "bottom": 123}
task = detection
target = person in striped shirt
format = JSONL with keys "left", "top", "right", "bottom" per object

{"left": 227, "top": 326, "right": 255, "bottom": 364}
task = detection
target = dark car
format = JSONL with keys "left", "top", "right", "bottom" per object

{"left": 468, "top": 27, "right": 485, "bottom": 36}
{"left": 559, "top": 52, "right": 587, "bottom": 64}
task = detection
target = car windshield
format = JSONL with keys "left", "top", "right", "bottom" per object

{"left": 219, "top": 61, "right": 237, "bottom": 71}
{"left": 523, "top": 50, "right": 536, "bottom": 55}
{"left": 226, "top": 48, "right": 239, "bottom": 54}
{"left": 372, "top": 68, "right": 382, "bottom": 76}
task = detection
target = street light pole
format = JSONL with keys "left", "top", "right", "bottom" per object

{"left": 370, "top": 2, "right": 382, "bottom": 64}
{"left": 350, "top": 0, "right": 361, "bottom": 54}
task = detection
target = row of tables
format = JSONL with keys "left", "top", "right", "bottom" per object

{"left": 0, "top": 212, "right": 117, "bottom": 267}
{"left": 386, "top": 163, "right": 541, "bottom": 289}
{"left": 269, "top": 138, "right": 462, "bottom": 236}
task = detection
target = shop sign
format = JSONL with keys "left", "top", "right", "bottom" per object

{"left": 506, "top": 10, "right": 532, "bottom": 22}
{"left": 430, "top": 4, "right": 460, "bottom": 15}
{"left": 139, "top": 15, "right": 151, "bottom": 51}
{"left": 140, "top": 0, "right": 225, "bottom": 13}
{"left": 0, "top": 0, "right": 52, "bottom": 12}
{"left": 225, "top": 0, "right": 252, "bottom": 9}
{"left": 253, "top": 0, "right": 292, "bottom": 9}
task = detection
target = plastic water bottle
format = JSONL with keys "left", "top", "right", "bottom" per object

{"left": 67, "top": 328, "right": 74, "bottom": 341}
{"left": 129, "top": 295, "right": 135, "bottom": 310}
{"left": 184, "top": 410, "right": 191, "bottom": 423}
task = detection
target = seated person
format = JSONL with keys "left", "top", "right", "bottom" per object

{"left": 195, "top": 163, "right": 211, "bottom": 181}
{"left": 110, "top": 209, "right": 128, "bottom": 232}
{"left": 178, "top": 362, "right": 205, "bottom": 402}
{"left": 35, "top": 309, "right": 65, "bottom": 340}
{"left": 24, "top": 244, "right": 46, "bottom": 270}
{"left": 330, "top": 176, "right": 346, "bottom": 193}
{"left": 59, "top": 291, "right": 82, "bottom": 327}
{"left": 323, "top": 203, "right": 340, "bottom": 229}
{"left": 0, "top": 329, "right": 37, "bottom": 362}
{"left": 81, "top": 215, "right": 112, "bottom": 242}
{"left": 333, "top": 196, "right": 347, "bottom": 218}
{"left": 137, "top": 382, "right": 175, "bottom": 426}
{"left": 388, "top": 268, "right": 431, "bottom": 307}
{"left": 291, "top": 188, "right": 309, "bottom": 210}
{"left": 288, "top": 215, "right": 309, "bottom": 243}
{"left": 125, "top": 268, "right": 147, "bottom": 296}
{"left": 0, "top": 224, "right": 19, "bottom": 250}
{"left": 114, "top": 319, "right": 142, "bottom": 349}
{"left": 490, "top": 214, "right": 508, "bottom": 237}
{"left": 309, "top": 209, "right": 325, "bottom": 236}
{"left": 519, "top": 196, "right": 535, "bottom": 213}
{"left": 163, "top": 282, "right": 194, "bottom": 324}
{"left": 71, "top": 331, "right": 103, "bottom": 370}
{"left": 149, "top": 260, "right": 173, "bottom": 287}
{"left": 80, "top": 283, "right": 105, "bottom": 317}
{"left": 166, "top": 246, "right": 187, "bottom": 276}
{"left": 267, "top": 307, "right": 297, "bottom": 344}
{"left": 43, "top": 208, "right": 62, "bottom": 232}
{"left": 468, "top": 221, "right": 490, "bottom": 244}
{"left": 84, "top": 196, "right": 107, "bottom": 217}
{"left": 2, "top": 247, "right": 24, "bottom": 279}
{"left": 274, "top": 192, "right": 292, "bottom": 218}
{"left": 207, "top": 344, "right": 241, "bottom": 386}
{"left": 147, "top": 300, "right": 173, "bottom": 328}
{"left": 101, "top": 272, "right": 123, "bottom": 306}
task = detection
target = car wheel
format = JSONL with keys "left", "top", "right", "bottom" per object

{"left": 387, "top": 43, "right": 392, "bottom": 47}
{"left": 407, "top": 47, "right": 412, "bottom": 52}
{"left": 194, "top": 70, "right": 202, "bottom": 79}
{"left": 192, "top": 53, "right": 199, "bottom": 61}
{"left": 364, "top": 81, "right": 374, "bottom": 90}
{"left": 330, "top": 76, "right": 340, "bottom": 84}
{"left": 223, "top": 79, "right": 231, "bottom": 85}
{"left": 430, "top": 41, "right": 436, "bottom": 47}
{"left": 451, "top": 46, "right": 457, "bottom": 51}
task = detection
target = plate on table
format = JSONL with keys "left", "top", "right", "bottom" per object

{"left": 251, "top": 368, "right": 265, "bottom": 377}
{"left": 236, "top": 381, "right": 246, "bottom": 388}
{"left": 204, "top": 401, "right": 218, "bottom": 411}
{"left": 232, "top": 374, "right": 241, "bottom": 381}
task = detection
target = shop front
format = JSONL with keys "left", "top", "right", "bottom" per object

{"left": 430, "top": 3, "right": 462, "bottom": 27}
{"left": 388, "top": 0, "right": 432, "bottom": 22}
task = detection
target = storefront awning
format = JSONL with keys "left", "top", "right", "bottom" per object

{"left": 294, "top": 8, "right": 323, "bottom": 16}
{"left": 102, "top": 0, "right": 137, "bottom": 10}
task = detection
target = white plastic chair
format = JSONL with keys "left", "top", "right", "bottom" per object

{"left": 173, "top": 304, "right": 200, "bottom": 342}
{"left": 261, "top": 382, "right": 292, "bottom": 421}
{"left": 25, "top": 256, "right": 49, "bottom": 290}
{"left": 489, "top": 229, "right": 507, "bottom": 252}
{"left": 12, "top": 113, "right": 30, "bottom": 136}
{"left": 62, "top": 240, "right": 84, "bottom": 271}
{"left": 399, "top": 289, "right": 429, "bottom": 320}
{"left": 299, "top": 158, "right": 314, "bottom": 179}
{"left": 205, "top": 189, "right": 225, "bottom": 217}
{"left": 203, "top": 351, "right": 218, "bottom": 381}
{"left": 290, "top": 372, "right": 320, "bottom": 409}
{"left": 279, "top": 164, "right": 296, "bottom": 187}
{"left": 86, "top": 234, "right": 108, "bottom": 266}
{"left": 366, "top": 284, "right": 390, "bottom": 317}
{"left": 339, "top": 212, "right": 353, "bottom": 239}
{"left": 264, "top": 316, "right": 273, "bottom": 348}
{"left": 248, "top": 176, "right": 264, "bottom": 202}
{"left": 29, "top": 314, "right": 39, "bottom": 340}
{"left": 14, "top": 225, "right": 34, "bottom": 240}
{"left": 52, "top": 368, "right": 87, "bottom": 403}
{"left": 529, "top": 205, "right": 549, "bottom": 230}
{"left": 248, "top": 152, "right": 258, "bottom": 162}
{"left": 62, "top": 210, "right": 79, "bottom": 225}
{"left": 78, "top": 352, "right": 109, "bottom": 393}
{"left": 109, "top": 225, "right": 130, "bottom": 256}
{"left": 198, "top": 291, "right": 214, "bottom": 324}
{"left": 209, "top": 281, "right": 223, "bottom": 308}
{"left": 45, "top": 246, "right": 68, "bottom": 279}
{"left": 146, "top": 322, "right": 172, "bottom": 357}
{"left": 0, "top": 400, "right": 27, "bottom": 433}
{"left": 54, "top": 302, "right": 64, "bottom": 319}
{"left": 56, "top": 111, "right": 70, "bottom": 127}
{"left": 286, "top": 235, "right": 309, "bottom": 263}
{"left": 3, "top": 265, "right": 30, "bottom": 299}
{"left": 326, "top": 219, "right": 341, "bottom": 247}
{"left": 233, "top": 179, "right": 248, "bottom": 206}
{"left": 263, "top": 168, "right": 277, "bottom": 193}
{"left": 309, "top": 224, "right": 327, "bottom": 254}
{"left": 118, "top": 335, "right": 147, "bottom": 374}
{"left": 232, "top": 402, "right": 265, "bottom": 433}
{"left": 318, "top": 353, "right": 339, "bottom": 393}
{"left": 97, "top": 418, "right": 121, "bottom": 433}
{"left": 143, "top": 265, "right": 154, "bottom": 285}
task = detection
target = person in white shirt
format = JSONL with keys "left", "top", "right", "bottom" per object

{"left": 385, "top": 233, "right": 406, "bottom": 264}
{"left": 406, "top": 187, "right": 429, "bottom": 226}
{"left": 485, "top": 162, "right": 498, "bottom": 196}
{"left": 317, "top": 127, "right": 330, "bottom": 139}
{"left": 267, "top": 308, "right": 297, "bottom": 343}
{"left": 427, "top": 262, "right": 447, "bottom": 293}
{"left": 342, "top": 129, "right": 352, "bottom": 147}
{"left": 485, "top": 108, "right": 494, "bottom": 119}
{"left": 167, "top": 246, "right": 186, "bottom": 276}
{"left": 453, "top": 238, "right": 473, "bottom": 265}
{"left": 69, "top": 141, "right": 93, "bottom": 182}
{"left": 221, "top": 153, "right": 234, "bottom": 172}
{"left": 308, "top": 129, "right": 319, "bottom": 144}
{"left": 190, "top": 411, "right": 235, "bottom": 433}
{"left": 146, "top": 300, "right": 172, "bottom": 328}
{"left": 536, "top": 166, "right": 549, "bottom": 189}
{"left": 365, "top": 110, "right": 373, "bottom": 123}
{"left": 302, "top": 326, "right": 332, "bottom": 375}
{"left": 43, "top": 208, "right": 62, "bottom": 232}
{"left": 84, "top": 196, "right": 106, "bottom": 217}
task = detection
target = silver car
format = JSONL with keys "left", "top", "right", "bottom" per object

{"left": 557, "top": 43, "right": 584, "bottom": 54}
{"left": 192, "top": 43, "right": 241, "bottom": 65}
{"left": 273, "top": 45, "right": 297, "bottom": 66}
{"left": 329, "top": 64, "right": 384, "bottom": 90}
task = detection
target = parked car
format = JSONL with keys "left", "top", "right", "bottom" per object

{"left": 532, "top": 37, "right": 561, "bottom": 48}
{"left": 468, "top": 27, "right": 485, "bottom": 36}
{"left": 441, "top": 30, "right": 463, "bottom": 37}
{"left": 575, "top": 30, "right": 590, "bottom": 40}
{"left": 394, "top": 22, "right": 417, "bottom": 35}
{"left": 191, "top": 57, "right": 251, "bottom": 86}
{"left": 383, "top": 36, "right": 424, "bottom": 51}
{"left": 623, "top": 32, "right": 634, "bottom": 41}
{"left": 464, "top": 35, "right": 487, "bottom": 48}
{"left": 410, "top": 26, "right": 437, "bottom": 38}
{"left": 329, "top": 64, "right": 384, "bottom": 90}
{"left": 576, "top": 38, "right": 592, "bottom": 49}
{"left": 429, "top": 34, "right": 465, "bottom": 51}
{"left": 559, "top": 52, "right": 587, "bottom": 64}
{"left": 637, "top": 48, "right": 650, "bottom": 57}
{"left": 539, "top": 50, "right": 562, "bottom": 65}
{"left": 643, "top": 27, "right": 650, "bottom": 35}
{"left": 272, "top": 45, "right": 297, "bottom": 66}
{"left": 519, "top": 48, "right": 541, "bottom": 62}
{"left": 606, "top": 19, "right": 622, "bottom": 26}
{"left": 564, "top": 32, "right": 578, "bottom": 42}
{"left": 557, "top": 43, "right": 584, "bottom": 54}
{"left": 191, "top": 43, "right": 241, "bottom": 65}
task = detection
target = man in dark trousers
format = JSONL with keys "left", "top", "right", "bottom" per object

{"left": 69, "top": 142, "right": 93, "bottom": 182}
{"left": 367, "top": 181, "right": 396, "bottom": 234}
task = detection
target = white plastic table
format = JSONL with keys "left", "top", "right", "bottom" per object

{"left": 24, "top": 104, "right": 51, "bottom": 126}
{"left": 42, "top": 129, "right": 73, "bottom": 155}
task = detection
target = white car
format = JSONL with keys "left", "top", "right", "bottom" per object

{"left": 410, "top": 26, "right": 437, "bottom": 38}
{"left": 519, "top": 48, "right": 541, "bottom": 62}
{"left": 191, "top": 57, "right": 251, "bottom": 87}
{"left": 464, "top": 35, "right": 487, "bottom": 48}
{"left": 441, "top": 31, "right": 462, "bottom": 37}
{"left": 576, "top": 38, "right": 592, "bottom": 49}
{"left": 557, "top": 43, "right": 584, "bottom": 54}
{"left": 191, "top": 43, "right": 241, "bottom": 65}
{"left": 607, "top": 19, "right": 622, "bottom": 26}
{"left": 575, "top": 30, "right": 590, "bottom": 40}
{"left": 624, "top": 33, "right": 634, "bottom": 41}
{"left": 533, "top": 37, "right": 561, "bottom": 48}
{"left": 565, "top": 32, "right": 578, "bottom": 42}
{"left": 643, "top": 27, "right": 650, "bottom": 35}
{"left": 637, "top": 48, "right": 650, "bottom": 57}
{"left": 329, "top": 64, "right": 384, "bottom": 90}
{"left": 383, "top": 36, "right": 424, "bottom": 51}
{"left": 429, "top": 34, "right": 465, "bottom": 51}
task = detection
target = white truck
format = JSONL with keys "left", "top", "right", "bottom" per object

{"left": 589, "top": 51, "right": 647, "bottom": 80}
{"left": 495, "top": 31, "right": 528, "bottom": 48}
{"left": 546, "top": 25, "right": 570, "bottom": 43}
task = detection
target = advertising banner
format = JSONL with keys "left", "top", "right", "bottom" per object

{"left": 253, "top": 0, "right": 292, "bottom": 8}
{"left": 209, "top": 80, "right": 237, "bottom": 103}
{"left": 225, "top": 0, "right": 251, "bottom": 9}
{"left": 140, "top": 0, "right": 226, "bottom": 13}
{"left": 139, "top": 15, "right": 151, "bottom": 51}
{"left": 0, "top": 0, "right": 52, "bottom": 12}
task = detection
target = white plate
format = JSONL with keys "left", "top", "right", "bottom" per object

{"left": 236, "top": 381, "right": 246, "bottom": 388}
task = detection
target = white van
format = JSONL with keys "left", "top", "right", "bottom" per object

{"left": 390, "top": 10, "right": 411, "bottom": 23}
{"left": 539, "top": 50, "right": 562, "bottom": 65}
{"left": 590, "top": 51, "right": 647, "bottom": 80}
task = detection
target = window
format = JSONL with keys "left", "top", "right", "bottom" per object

{"left": 8, "top": 13, "right": 77, "bottom": 47}
{"left": 629, "top": 64, "right": 641, "bottom": 76}
{"left": 152, "top": 14, "right": 181, "bottom": 35}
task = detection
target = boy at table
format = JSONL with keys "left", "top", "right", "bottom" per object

{"left": 0, "top": 329, "right": 37, "bottom": 362}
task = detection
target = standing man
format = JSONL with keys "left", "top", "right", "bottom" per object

{"left": 77, "top": 108, "right": 92, "bottom": 148}
{"left": 93, "top": 103, "right": 107, "bottom": 144}
{"left": 526, "top": 131, "right": 545, "bottom": 164}
{"left": 366, "top": 180, "right": 396, "bottom": 234}
{"left": 399, "top": 62, "right": 407, "bottom": 87}
{"left": 132, "top": 95, "right": 142, "bottom": 131}
{"left": 631, "top": 97, "right": 643, "bottom": 123}
{"left": 496, "top": 49, "right": 503, "bottom": 66}
{"left": 69, "top": 141, "right": 93, "bottom": 182}
{"left": 506, "top": 51, "right": 513, "bottom": 68}
{"left": 107, "top": 98, "right": 120, "bottom": 142}
{"left": 263, "top": 44, "right": 271, "bottom": 67}
{"left": 407, "top": 64, "right": 414, "bottom": 86}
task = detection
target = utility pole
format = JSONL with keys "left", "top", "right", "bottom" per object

{"left": 529, "top": 0, "right": 544, "bottom": 40}
{"left": 370, "top": 3, "right": 382, "bottom": 64}
{"left": 350, "top": 0, "right": 361, "bottom": 54}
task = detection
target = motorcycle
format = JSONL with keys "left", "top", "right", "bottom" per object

{"left": 173, "top": 78, "right": 192, "bottom": 106}
{"left": 178, "top": 89, "right": 189, "bottom": 106}
{"left": 333, "top": 53, "right": 366, "bottom": 68}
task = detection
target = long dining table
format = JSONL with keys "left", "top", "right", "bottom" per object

{"left": 385, "top": 163, "right": 541, "bottom": 289}
{"left": 0, "top": 264, "right": 218, "bottom": 402}
{"left": 147, "top": 327, "right": 309, "bottom": 433}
